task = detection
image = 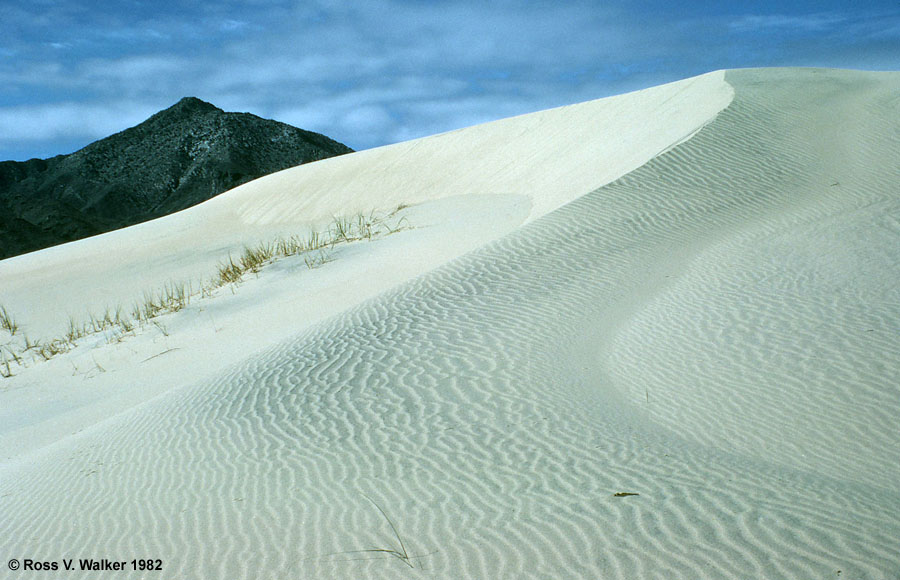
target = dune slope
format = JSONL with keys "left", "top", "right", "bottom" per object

{"left": 0, "top": 70, "right": 730, "bottom": 339}
{"left": 1, "top": 68, "right": 898, "bottom": 579}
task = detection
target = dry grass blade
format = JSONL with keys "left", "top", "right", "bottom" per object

{"left": 330, "top": 215, "right": 354, "bottom": 246}
{"left": 383, "top": 216, "right": 411, "bottom": 234}
{"left": 360, "top": 493, "right": 414, "bottom": 568}
{"left": 0, "top": 349, "right": 13, "bottom": 378}
{"left": 0, "top": 305, "right": 18, "bottom": 335}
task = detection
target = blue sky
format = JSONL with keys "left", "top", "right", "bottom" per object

{"left": 1, "top": 0, "right": 897, "bottom": 161}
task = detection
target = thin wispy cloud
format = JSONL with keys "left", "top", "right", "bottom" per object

{"left": 0, "top": 0, "right": 897, "bottom": 160}
{"left": 730, "top": 13, "right": 847, "bottom": 33}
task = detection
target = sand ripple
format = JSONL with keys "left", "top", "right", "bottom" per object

{"left": 2, "top": 69, "right": 898, "bottom": 579}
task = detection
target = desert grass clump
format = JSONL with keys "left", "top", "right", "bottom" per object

{"left": 1, "top": 347, "right": 15, "bottom": 378}
{"left": 130, "top": 282, "right": 192, "bottom": 324}
{"left": 329, "top": 215, "right": 354, "bottom": 246}
{"left": 240, "top": 243, "right": 275, "bottom": 273}
{"left": 66, "top": 317, "right": 86, "bottom": 344}
{"left": 1, "top": 345, "right": 24, "bottom": 379}
{"left": 134, "top": 293, "right": 163, "bottom": 322}
{"left": 32, "top": 338, "right": 71, "bottom": 360}
{"left": 356, "top": 211, "right": 376, "bottom": 240}
{"left": 82, "top": 306, "right": 128, "bottom": 335}
{"left": 160, "top": 281, "right": 191, "bottom": 312}
{"left": 275, "top": 235, "right": 302, "bottom": 257}
{"left": 216, "top": 255, "right": 244, "bottom": 286}
{"left": 0, "top": 305, "right": 18, "bottom": 335}
{"left": 132, "top": 299, "right": 154, "bottom": 324}
{"left": 2, "top": 345, "right": 22, "bottom": 366}
{"left": 276, "top": 230, "right": 326, "bottom": 257}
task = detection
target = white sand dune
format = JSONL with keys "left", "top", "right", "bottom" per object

{"left": 1, "top": 68, "right": 899, "bottom": 579}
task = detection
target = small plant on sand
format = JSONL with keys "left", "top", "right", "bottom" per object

{"left": 1, "top": 346, "right": 24, "bottom": 378}
{"left": 118, "top": 317, "right": 135, "bottom": 334}
{"left": 151, "top": 320, "right": 170, "bottom": 337}
{"left": 83, "top": 306, "right": 123, "bottom": 334}
{"left": 34, "top": 338, "right": 70, "bottom": 360}
{"left": 275, "top": 236, "right": 299, "bottom": 256}
{"left": 216, "top": 255, "right": 244, "bottom": 286}
{"left": 329, "top": 216, "right": 354, "bottom": 246}
{"left": 356, "top": 211, "right": 376, "bottom": 240}
{"left": 66, "top": 316, "right": 86, "bottom": 344}
{"left": 239, "top": 243, "right": 275, "bottom": 274}
{"left": 2, "top": 345, "right": 22, "bottom": 366}
{"left": 0, "top": 305, "right": 18, "bottom": 335}
{"left": 126, "top": 281, "right": 192, "bottom": 325}
{"left": 384, "top": 214, "right": 410, "bottom": 234}
{"left": 1, "top": 350, "right": 13, "bottom": 378}
{"left": 161, "top": 281, "right": 191, "bottom": 312}
{"left": 356, "top": 494, "right": 414, "bottom": 568}
{"left": 276, "top": 230, "right": 326, "bottom": 257}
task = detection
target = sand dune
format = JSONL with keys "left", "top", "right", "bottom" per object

{"left": 0, "top": 70, "right": 730, "bottom": 339}
{"left": 1, "top": 68, "right": 899, "bottom": 579}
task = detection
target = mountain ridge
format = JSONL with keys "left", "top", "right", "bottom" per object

{"left": 0, "top": 98, "right": 353, "bottom": 260}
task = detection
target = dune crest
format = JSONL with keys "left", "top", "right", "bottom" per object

{"left": 216, "top": 69, "right": 733, "bottom": 225}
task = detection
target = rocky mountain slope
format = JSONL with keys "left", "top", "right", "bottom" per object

{"left": 0, "top": 97, "right": 352, "bottom": 260}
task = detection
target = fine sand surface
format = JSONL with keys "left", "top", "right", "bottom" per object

{"left": 1, "top": 68, "right": 899, "bottom": 579}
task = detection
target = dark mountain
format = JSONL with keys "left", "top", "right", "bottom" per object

{"left": 0, "top": 97, "right": 353, "bottom": 260}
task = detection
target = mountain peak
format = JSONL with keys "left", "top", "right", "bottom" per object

{"left": 0, "top": 99, "right": 353, "bottom": 259}
{"left": 164, "top": 96, "right": 222, "bottom": 116}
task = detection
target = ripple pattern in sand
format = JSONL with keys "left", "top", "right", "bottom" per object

{"left": 2, "top": 69, "right": 899, "bottom": 579}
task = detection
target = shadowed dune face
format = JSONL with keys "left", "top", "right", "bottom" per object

{"left": 1, "top": 69, "right": 899, "bottom": 579}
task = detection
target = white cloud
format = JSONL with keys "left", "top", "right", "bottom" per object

{"left": 337, "top": 105, "right": 395, "bottom": 136}
{"left": 78, "top": 54, "right": 190, "bottom": 88}
{"left": 0, "top": 101, "right": 154, "bottom": 145}
{"left": 729, "top": 13, "right": 846, "bottom": 33}
{"left": 219, "top": 19, "right": 249, "bottom": 32}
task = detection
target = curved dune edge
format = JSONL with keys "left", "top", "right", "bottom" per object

{"left": 213, "top": 69, "right": 733, "bottom": 226}
{"left": 0, "top": 71, "right": 732, "bottom": 459}
{"left": 2, "top": 68, "right": 899, "bottom": 579}
{"left": 0, "top": 70, "right": 732, "bottom": 339}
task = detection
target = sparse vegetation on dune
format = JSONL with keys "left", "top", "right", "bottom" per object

{"left": 360, "top": 494, "right": 415, "bottom": 568}
{"left": 0, "top": 305, "right": 18, "bottom": 336}
{"left": 326, "top": 494, "right": 418, "bottom": 568}
{"left": 132, "top": 281, "right": 193, "bottom": 324}
{"left": 0, "top": 208, "right": 411, "bottom": 377}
